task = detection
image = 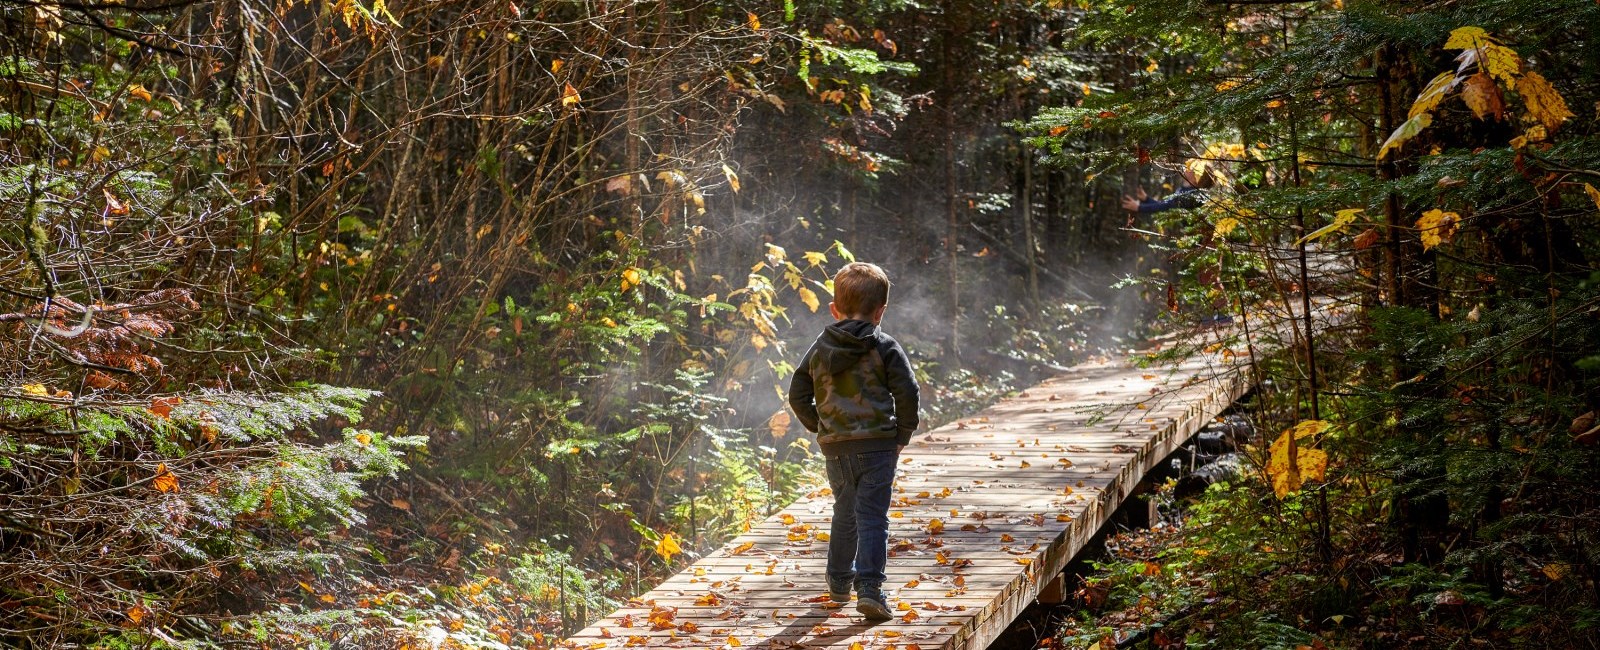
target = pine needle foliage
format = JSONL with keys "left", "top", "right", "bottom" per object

{"left": 1032, "top": 0, "right": 1600, "bottom": 645}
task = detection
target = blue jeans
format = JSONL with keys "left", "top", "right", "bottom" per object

{"left": 824, "top": 448, "right": 898, "bottom": 592}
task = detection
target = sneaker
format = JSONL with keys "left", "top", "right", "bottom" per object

{"left": 855, "top": 591, "right": 892, "bottom": 621}
{"left": 827, "top": 577, "right": 851, "bottom": 603}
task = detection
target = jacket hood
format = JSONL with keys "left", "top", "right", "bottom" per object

{"left": 815, "top": 319, "right": 879, "bottom": 374}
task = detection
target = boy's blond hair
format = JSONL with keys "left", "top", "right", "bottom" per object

{"left": 833, "top": 262, "right": 890, "bottom": 319}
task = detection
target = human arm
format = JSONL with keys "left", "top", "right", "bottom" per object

{"left": 879, "top": 337, "right": 921, "bottom": 446}
{"left": 1119, "top": 187, "right": 1148, "bottom": 212}
{"left": 1136, "top": 187, "right": 1203, "bottom": 213}
{"left": 787, "top": 345, "right": 820, "bottom": 433}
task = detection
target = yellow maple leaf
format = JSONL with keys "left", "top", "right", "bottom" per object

{"left": 1214, "top": 217, "right": 1240, "bottom": 238}
{"left": 798, "top": 287, "right": 820, "bottom": 313}
{"left": 655, "top": 533, "right": 683, "bottom": 562}
{"left": 727, "top": 635, "right": 743, "bottom": 647}
{"left": 1265, "top": 426, "right": 1328, "bottom": 499}
{"left": 1298, "top": 208, "right": 1364, "bottom": 246}
{"left": 1415, "top": 209, "right": 1461, "bottom": 250}
{"left": 1515, "top": 71, "right": 1573, "bottom": 132}
{"left": 1443, "top": 26, "right": 1492, "bottom": 50}
{"left": 1378, "top": 113, "right": 1432, "bottom": 160}
{"left": 1409, "top": 72, "right": 1459, "bottom": 118}
{"left": 1481, "top": 44, "right": 1520, "bottom": 84}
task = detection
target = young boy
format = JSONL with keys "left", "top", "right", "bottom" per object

{"left": 787, "top": 262, "right": 920, "bottom": 621}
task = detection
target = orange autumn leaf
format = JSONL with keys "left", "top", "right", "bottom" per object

{"left": 151, "top": 463, "right": 179, "bottom": 493}
{"left": 731, "top": 541, "right": 755, "bottom": 555}
{"left": 562, "top": 83, "right": 582, "bottom": 108}
{"left": 728, "top": 635, "right": 743, "bottom": 647}
{"left": 149, "top": 396, "right": 181, "bottom": 419}
{"left": 900, "top": 610, "right": 920, "bottom": 623}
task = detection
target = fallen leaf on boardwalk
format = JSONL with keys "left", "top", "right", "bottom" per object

{"left": 731, "top": 541, "right": 755, "bottom": 555}
{"left": 816, "top": 532, "right": 830, "bottom": 541}
{"left": 1000, "top": 533, "right": 1015, "bottom": 543}
{"left": 897, "top": 602, "right": 912, "bottom": 611}
{"left": 904, "top": 579, "right": 920, "bottom": 588}
{"left": 1057, "top": 514, "right": 1072, "bottom": 522}
{"left": 850, "top": 643, "right": 864, "bottom": 650}
{"left": 1015, "top": 557, "right": 1033, "bottom": 566}
{"left": 926, "top": 519, "right": 945, "bottom": 535}
{"left": 727, "top": 635, "right": 743, "bottom": 647}
{"left": 781, "top": 513, "right": 796, "bottom": 525}
{"left": 935, "top": 551, "right": 949, "bottom": 565}
{"left": 883, "top": 631, "right": 903, "bottom": 638}
{"left": 695, "top": 592, "right": 722, "bottom": 606}
{"left": 907, "top": 645, "right": 923, "bottom": 650}
{"left": 648, "top": 605, "right": 677, "bottom": 629}
{"left": 901, "top": 610, "right": 920, "bottom": 623}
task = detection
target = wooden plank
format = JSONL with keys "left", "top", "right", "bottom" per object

{"left": 559, "top": 320, "right": 1296, "bottom": 650}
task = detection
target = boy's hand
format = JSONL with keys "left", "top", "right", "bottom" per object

{"left": 1120, "top": 194, "right": 1140, "bottom": 211}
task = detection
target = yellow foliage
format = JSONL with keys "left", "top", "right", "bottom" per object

{"left": 1516, "top": 71, "right": 1573, "bottom": 131}
{"left": 1415, "top": 209, "right": 1461, "bottom": 250}
{"left": 1585, "top": 184, "right": 1600, "bottom": 212}
{"left": 562, "top": 83, "right": 581, "bottom": 108}
{"left": 1378, "top": 113, "right": 1431, "bottom": 160}
{"left": 1296, "top": 208, "right": 1363, "bottom": 245}
{"left": 1266, "top": 421, "right": 1330, "bottom": 499}
{"left": 1443, "top": 26, "right": 1492, "bottom": 50}
{"left": 1481, "top": 44, "right": 1521, "bottom": 84}
{"left": 798, "top": 287, "right": 820, "bottom": 313}
{"left": 1409, "top": 72, "right": 1458, "bottom": 118}
{"left": 1214, "top": 217, "right": 1240, "bottom": 238}
{"left": 654, "top": 533, "right": 683, "bottom": 562}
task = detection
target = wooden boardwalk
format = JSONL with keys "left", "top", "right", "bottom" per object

{"left": 565, "top": 319, "right": 1307, "bottom": 650}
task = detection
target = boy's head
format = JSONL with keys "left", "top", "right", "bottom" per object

{"left": 830, "top": 262, "right": 890, "bottom": 323}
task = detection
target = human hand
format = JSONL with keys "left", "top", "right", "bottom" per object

{"left": 1120, "top": 195, "right": 1140, "bottom": 212}
{"left": 1136, "top": 187, "right": 1148, "bottom": 200}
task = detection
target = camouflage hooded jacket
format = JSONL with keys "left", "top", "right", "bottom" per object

{"left": 787, "top": 319, "right": 920, "bottom": 457}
